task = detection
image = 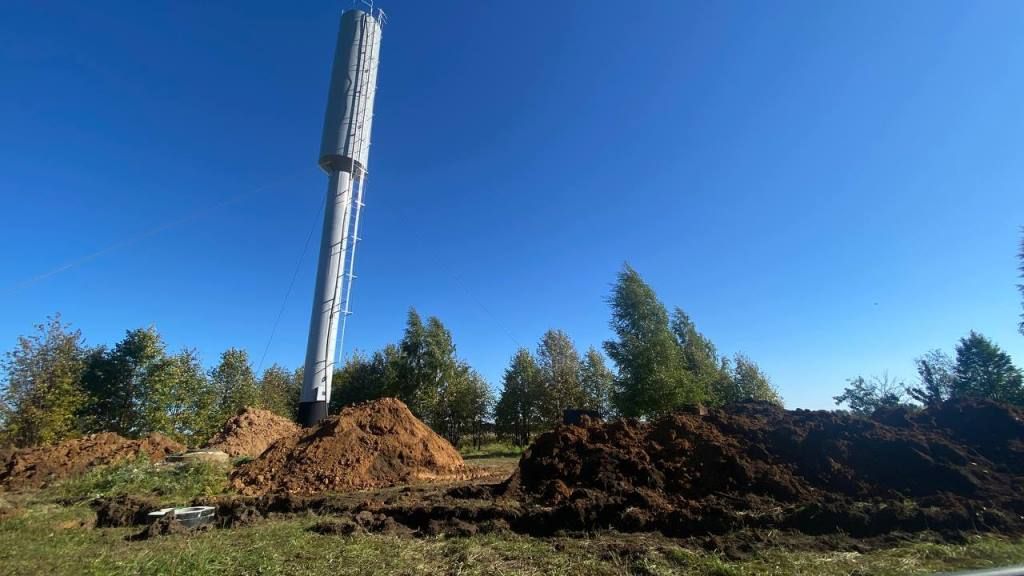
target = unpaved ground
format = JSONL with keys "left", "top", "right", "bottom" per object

{"left": 8, "top": 501, "right": 1024, "bottom": 576}
{"left": 204, "top": 407, "right": 299, "bottom": 458}
{"left": 89, "top": 398, "right": 1024, "bottom": 553}
{"left": 0, "top": 433, "right": 183, "bottom": 490}
{"left": 230, "top": 398, "right": 471, "bottom": 495}
{"left": 499, "top": 399, "right": 1024, "bottom": 540}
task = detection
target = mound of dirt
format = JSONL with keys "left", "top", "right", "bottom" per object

{"left": 500, "top": 399, "right": 1024, "bottom": 538}
{"left": 230, "top": 398, "right": 466, "bottom": 495}
{"left": 0, "top": 433, "right": 184, "bottom": 490}
{"left": 204, "top": 407, "right": 299, "bottom": 458}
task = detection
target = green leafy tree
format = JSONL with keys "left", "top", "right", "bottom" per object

{"left": 951, "top": 331, "right": 1023, "bottom": 404}
{"left": 258, "top": 364, "right": 301, "bottom": 420}
{"left": 419, "top": 317, "right": 461, "bottom": 434}
{"left": 671, "top": 307, "right": 760, "bottom": 407}
{"left": 494, "top": 348, "right": 542, "bottom": 446}
{"left": 534, "top": 329, "right": 585, "bottom": 426}
{"left": 905, "top": 349, "right": 955, "bottom": 408}
{"left": 579, "top": 346, "right": 615, "bottom": 417}
{"left": 143, "top": 349, "right": 218, "bottom": 444}
{"left": 329, "top": 345, "right": 402, "bottom": 411}
{"left": 834, "top": 373, "right": 906, "bottom": 415}
{"left": 211, "top": 348, "right": 258, "bottom": 421}
{"left": 0, "top": 315, "right": 88, "bottom": 447}
{"left": 671, "top": 308, "right": 728, "bottom": 400}
{"left": 436, "top": 363, "right": 493, "bottom": 448}
{"left": 459, "top": 369, "right": 495, "bottom": 449}
{"left": 398, "top": 309, "right": 431, "bottom": 416}
{"left": 604, "top": 265, "right": 691, "bottom": 417}
{"left": 724, "top": 353, "right": 783, "bottom": 405}
{"left": 81, "top": 327, "right": 166, "bottom": 437}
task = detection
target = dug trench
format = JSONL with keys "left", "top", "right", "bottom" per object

{"left": 90, "top": 398, "right": 1024, "bottom": 553}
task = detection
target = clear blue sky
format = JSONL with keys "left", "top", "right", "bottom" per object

{"left": 2, "top": 1, "right": 1022, "bottom": 409}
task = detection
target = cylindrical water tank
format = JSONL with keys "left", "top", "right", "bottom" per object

{"left": 319, "top": 9, "right": 381, "bottom": 174}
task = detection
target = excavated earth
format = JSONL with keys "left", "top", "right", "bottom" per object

{"left": 90, "top": 399, "right": 1024, "bottom": 552}
{"left": 229, "top": 398, "right": 469, "bottom": 495}
{"left": 498, "top": 399, "right": 1024, "bottom": 540}
{"left": 204, "top": 407, "right": 299, "bottom": 458}
{"left": 1, "top": 433, "right": 183, "bottom": 490}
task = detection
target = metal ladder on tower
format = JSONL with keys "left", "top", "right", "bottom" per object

{"left": 329, "top": 10, "right": 377, "bottom": 372}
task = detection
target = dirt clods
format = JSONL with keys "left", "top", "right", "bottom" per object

{"left": 128, "top": 514, "right": 211, "bottom": 541}
{"left": 0, "top": 433, "right": 184, "bottom": 490}
{"left": 92, "top": 494, "right": 164, "bottom": 527}
{"left": 230, "top": 398, "right": 466, "bottom": 495}
{"left": 500, "top": 399, "right": 1024, "bottom": 538}
{"left": 204, "top": 407, "right": 299, "bottom": 458}
{"left": 311, "top": 510, "right": 412, "bottom": 537}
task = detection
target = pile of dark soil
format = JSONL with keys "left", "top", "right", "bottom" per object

{"left": 0, "top": 433, "right": 184, "bottom": 490}
{"left": 204, "top": 407, "right": 299, "bottom": 458}
{"left": 87, "top": 399, "right": 1024, "bottom": 549}
{"left": 499, "top": 399, "right": 1024, "bottom": 538}
{"left": 230, "top": 398, "right": 467, "bottom": 495}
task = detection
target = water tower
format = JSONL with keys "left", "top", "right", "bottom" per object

{"left": 298, "top": 6, "right": 384, "bottom": 427}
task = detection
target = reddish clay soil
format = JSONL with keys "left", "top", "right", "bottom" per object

{"left": 204, "top": 407, "right": 299, "bottom": 458}
{"left": 0, "top": 433, "right": 184, "bottom": 490}
{"left": 230, "top": 398, "right": 467, "bottom": 495}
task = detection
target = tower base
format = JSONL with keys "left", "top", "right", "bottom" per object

{"left": 298, "top": 401, "right": 328, "bottom": 428}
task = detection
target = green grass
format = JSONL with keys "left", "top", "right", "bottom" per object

{"left": 460, "top": 441, "right": 525, "bottom": 460}
{"left": 38, "top": 456, "right": 230, "bottom": 505}
{"left": 2, "top": 503, "right": 1024, "bottom": 575}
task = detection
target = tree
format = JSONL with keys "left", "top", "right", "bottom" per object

{"left": 905, "top": 349, "right": 955, "bottom": 408}
{"left": 329, "top": 346, "right": 401, "bottom": 411}
{"left": 258, "top": 364, "right": 301, "bottom": 420}
{"left": 604, "top": 265, "right": 691, "bottom": 418}
{"left": 0, "top": 315, "right": 88, "bottom": 447}
{"left": 534, "top": 329, "right": 585, "bottom": 426}
{"left": 833, "top": 373, "right": 907, "bottom": 415}
{"left": 671, "top": 307, "right": 756, "bottom": 407}
{"left": 459, "top": 369, "right": 494, "bottom": 449}
{"left": 419, "top": 316, "right": 462, "bottom": 436}
{"left": 436, "top": 363, "right": 493, "bottom": 448}
{"left": 143, "top": 349, "right": 218, "bottom": 444}
{"left": 671, "top": 308, "right": 727, "bottom": 400}
{"left": 952, "top": 331, "right": 1023, "bottom": 404}
{"left": 80, "top": 327, "right": 166, "bottom": 437}
{"left": 211, "top": 348, "right": 258, "bottom": 420}
{"left": 723, "top": 353, "right": 783, "bottom": 406}
{"left": 398, "top": 309, "right": 432, "bottom": 416}
{"left": 579, "top": 347, "right": 615, "bottom": 417}
{"left": 494, "top": 348, "right": 541, "bottom": 447}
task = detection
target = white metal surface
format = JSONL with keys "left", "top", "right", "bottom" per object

{"left": 300, "top": 7, "right": 382, "bottom": 417}
{"left": 319, "top": 9, "right": 381, "bottom": 173}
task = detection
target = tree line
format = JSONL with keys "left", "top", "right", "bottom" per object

{"left": 494, "top": 265, "right": 781, "bottom": 446}
{"left": 834, "top": 331, "right": 1024, "bottom": 414}
{"left": 0, "top": 264, "right": 787, "bottom": 450}
{"left": 0, "top": 317, "right": 300, "bottom": 448}
{"left": 834, "top": 231, "right": 1024, "bottom": 414}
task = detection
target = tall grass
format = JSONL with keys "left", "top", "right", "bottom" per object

{"left": 42, "top": 455, "right": 229, "bottom": 504}
{"left": 459, "top": 441, "right": 524, "bottom": 460}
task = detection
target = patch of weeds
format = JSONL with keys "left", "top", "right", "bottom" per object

{"left": 41, "top": 455, "right": 229, "bottom": 504}
{"left": 703, "top": 557, "right": 743, "bottom": 576}
{"left": 460, "top": 442, "right": 524, "bottom": 460}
